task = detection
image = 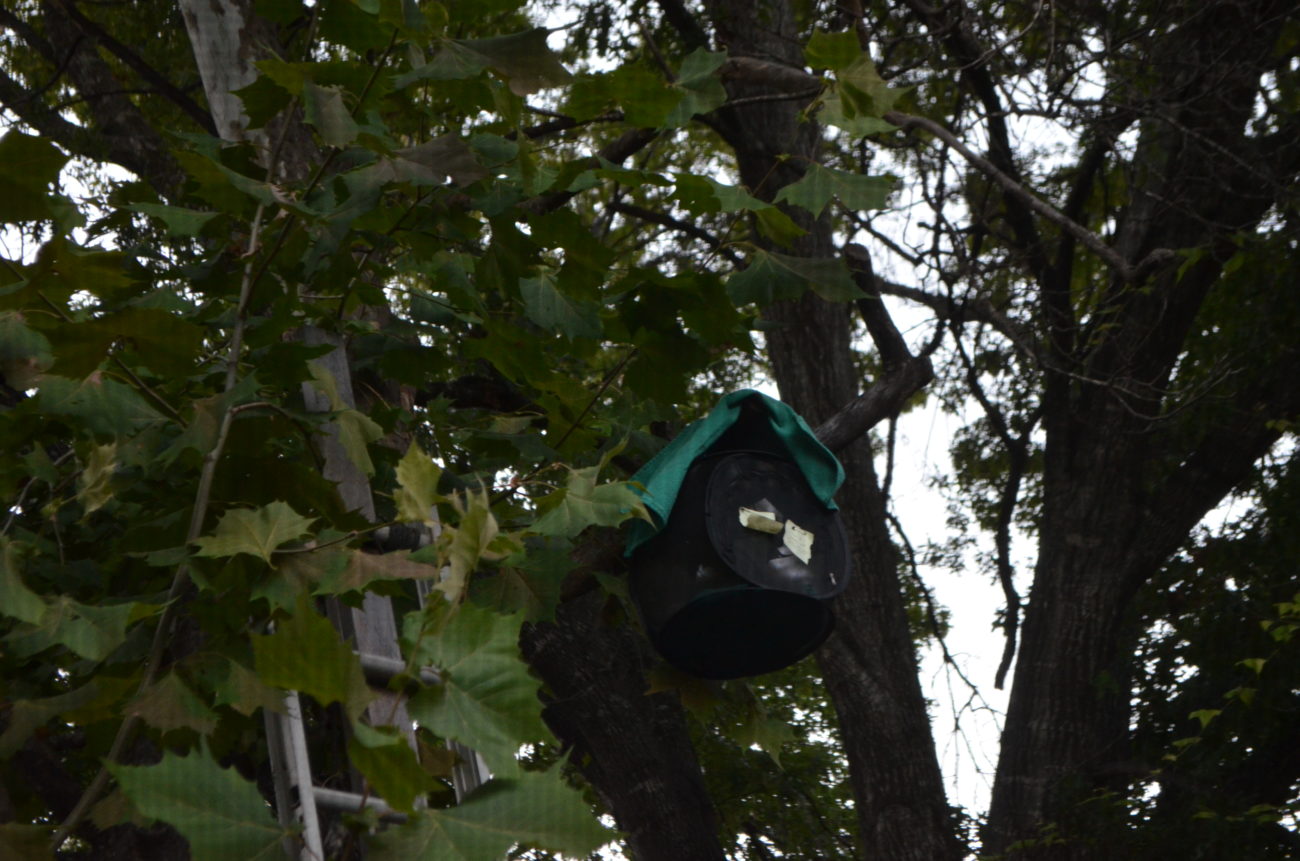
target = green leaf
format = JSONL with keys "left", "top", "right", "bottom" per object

{"left": 835, "top": 54, "right": 903, "bottom": 119}
{"left": 107, "top": 745, "right": 285, "bottom": 861}
{"left": 192, "top": 501, "right": 316, "bottom": 564}
{"left": 531, "top": 467, "right": 649, "bottom": 538}
{"left": 395, "top": 444, "right": 445, "bottom": 524}
{"left": 0, "top": 682, "right": 101, "bottom": 757}
{"left": 0, "top": 824, "right": 54, "bottom": 861}
{"left": 804, "top": 30, "right": 861, "bottom": 71}
{"left": 6, "top": 597, "right": 137, "bottom": 661}
{"left": 520, "top": 271, "right": 601, "bottom": 340}
{"left": 406, "top": 602, "right": 547, "bottom": 774}
{"left": 462, "top": 28, "right": 571, "bottom": 96}
{"left": 402, "top": 28, "right": 571, "bottom": 95}
{"left": 737, "top": 708, "right": 796, "bottom": 767}
{"left": 726, "top": 248, "right": 861, "bottom": 306}
{"left": 753, "top": 206, "right": 806, "bottom": 247}
{"left": 0, "top": 539, "right": 46, "bottom": 625}
{"left": 37, "top": 373, "right": 164, "bottom": 438}
{"left": 1237, "top": 657, "right": 1267, "bottom": 675}
{"left": 602, "top": 63, "right": 678, "bottom": 127}
{"left": 0, "top": 132, "right": 69, "bottom": 223}
{"left": 252, "top": 593, "right": 374, "bottom": 721}
{"left": 0, "top": 311, "right": 52, "bottom": 388}
{"left": 673, "top": 173, "right": 767, "bottom": 214}
{"left": 774, "top": 162, "right": 895, "bottom": 218}
{"left": 348, "top": 723, "right": 433, "bottom": 814}
{"left": 211, "top": 659, "right": 285, "bottom": 718}
{"left": 1189, "top": 708, "right": 1221, "bottom": 729}
{"left": 470, "top": 543, "right": 571, "bottom": 622}
{"left": 129, "top": 672, "right": 219, "bottom": 735}
{"left": 127, "top": 203, "right": 222, "bottom": 237}
{"left": 370, "top": 768, "right": 611, "bottom": 861}
{"left": 303, "top": 80, "right": 360, "bottom": 147}
{"left": 664, "top": 48, "right": 728, "bottom": 127}
{"left": 369, "top": 769, "right": 605, "bottom": 861}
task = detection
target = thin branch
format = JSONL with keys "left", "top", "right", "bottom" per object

{"left": 883, "top": 110, "right": 1175, "bottom": 282}
{"left": 950, "top": 324, "right": 1038, "bottom": 688}
{"left": 609, "top": 200, "right": 743, "bottom": 266}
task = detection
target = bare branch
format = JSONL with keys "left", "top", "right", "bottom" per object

{"left": 845, "top": 243, "right": 911, "bottom": 369}
{"left": 610, "top": 201, "right": 743, "bottom": 265}
{"left": 884, "top": 110, "right": 1175, "bottom": 282}
{"left": 813, "top": 356, "right": 933, "bottom": 452}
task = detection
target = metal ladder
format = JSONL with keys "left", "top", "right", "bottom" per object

{"left": 262, "top": 583, "right": 490, "bottom": 860}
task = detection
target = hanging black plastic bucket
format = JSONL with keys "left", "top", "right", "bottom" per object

{"left": 628, "top": 401, "right": 852, "bottom": 679}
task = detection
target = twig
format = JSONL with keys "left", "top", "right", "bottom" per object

{"left": 1, "top": 450, "right": 74, "bottom": 536}
{"left": 609, "top": 201, "right": 743, "bottom": 266}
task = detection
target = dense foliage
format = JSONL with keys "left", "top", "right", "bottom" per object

{"left": 0, "top": 0, "right": 1297, "bottom": 859}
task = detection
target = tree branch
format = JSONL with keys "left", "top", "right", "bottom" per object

{"left": 50, "top": 0, "right": 217, "bottom": 135}
{"left": 884, "top": 111, "right": 1176, "bottom": 282}
{"left": 845, "top": 243, "right": 911, "bottom": 369}
{"left": 610, "top": 201, "right": 743, "bottom": 265}
{"left": 813, "top": 356, "right": 933, "bottom": 452}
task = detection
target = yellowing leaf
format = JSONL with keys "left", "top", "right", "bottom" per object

{"left": 76, "top": 442, "right": 116, "bottom": 515}
{"left": 129, "top": 672, "right": 219, "bottom": 735}
{"left": 335, "top": 407, "right": 382, "bottom": 476}
{"left": 436, "top": 489, "right": 499, "bottom": 601}
{"left": 531, "top": 467, "right": 649, "bottom": 538}
{"left": 395, "top": 443, "right": 445, "bottom": 524}
{"left": 193, "top": 501, "right": 316, "bottom": 564}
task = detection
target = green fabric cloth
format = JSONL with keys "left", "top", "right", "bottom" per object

{"left": 625, "top": 390, "right": 844, "bottom": 556}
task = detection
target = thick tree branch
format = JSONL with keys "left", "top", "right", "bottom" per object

{"left": 51, "top": 0, "right": 217, "bottom": 135}
{"left": 813, "top": 357, "right": 934, "bottom": 452}
{"left": 899, "top": 0, "right": 1051, "bottom": 282}
{"left": 845, "top": 243, "right": 911, "bottom": 369}
{"left": 34, "top": 3, "right": 186, "bottom": 195}
{"left": 654, "top": 0, "right": 711, "bottom": 52}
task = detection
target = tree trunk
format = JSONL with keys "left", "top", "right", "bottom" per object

{"left": 698, "top": 1, "right": 962, "bottom": 857}
{"left": 522, "top": 591, "right": 727, "bottom": 861}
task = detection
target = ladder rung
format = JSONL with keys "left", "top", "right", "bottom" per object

{"left": 311, "top": 785, "right": 409, "bottom": 823}
{"left": 356, "top": 652, "right": 441, "bottom": 687}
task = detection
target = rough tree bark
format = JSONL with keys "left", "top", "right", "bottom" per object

{"left": 691, "top": 1, "right": 964, "bottom": 858}
{"left": 973, "top": 2, "right": 1300, "bottom": 855}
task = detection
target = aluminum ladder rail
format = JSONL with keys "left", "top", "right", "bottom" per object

{"left": 264, "top": 640, "right": 489, "bottom": 859}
